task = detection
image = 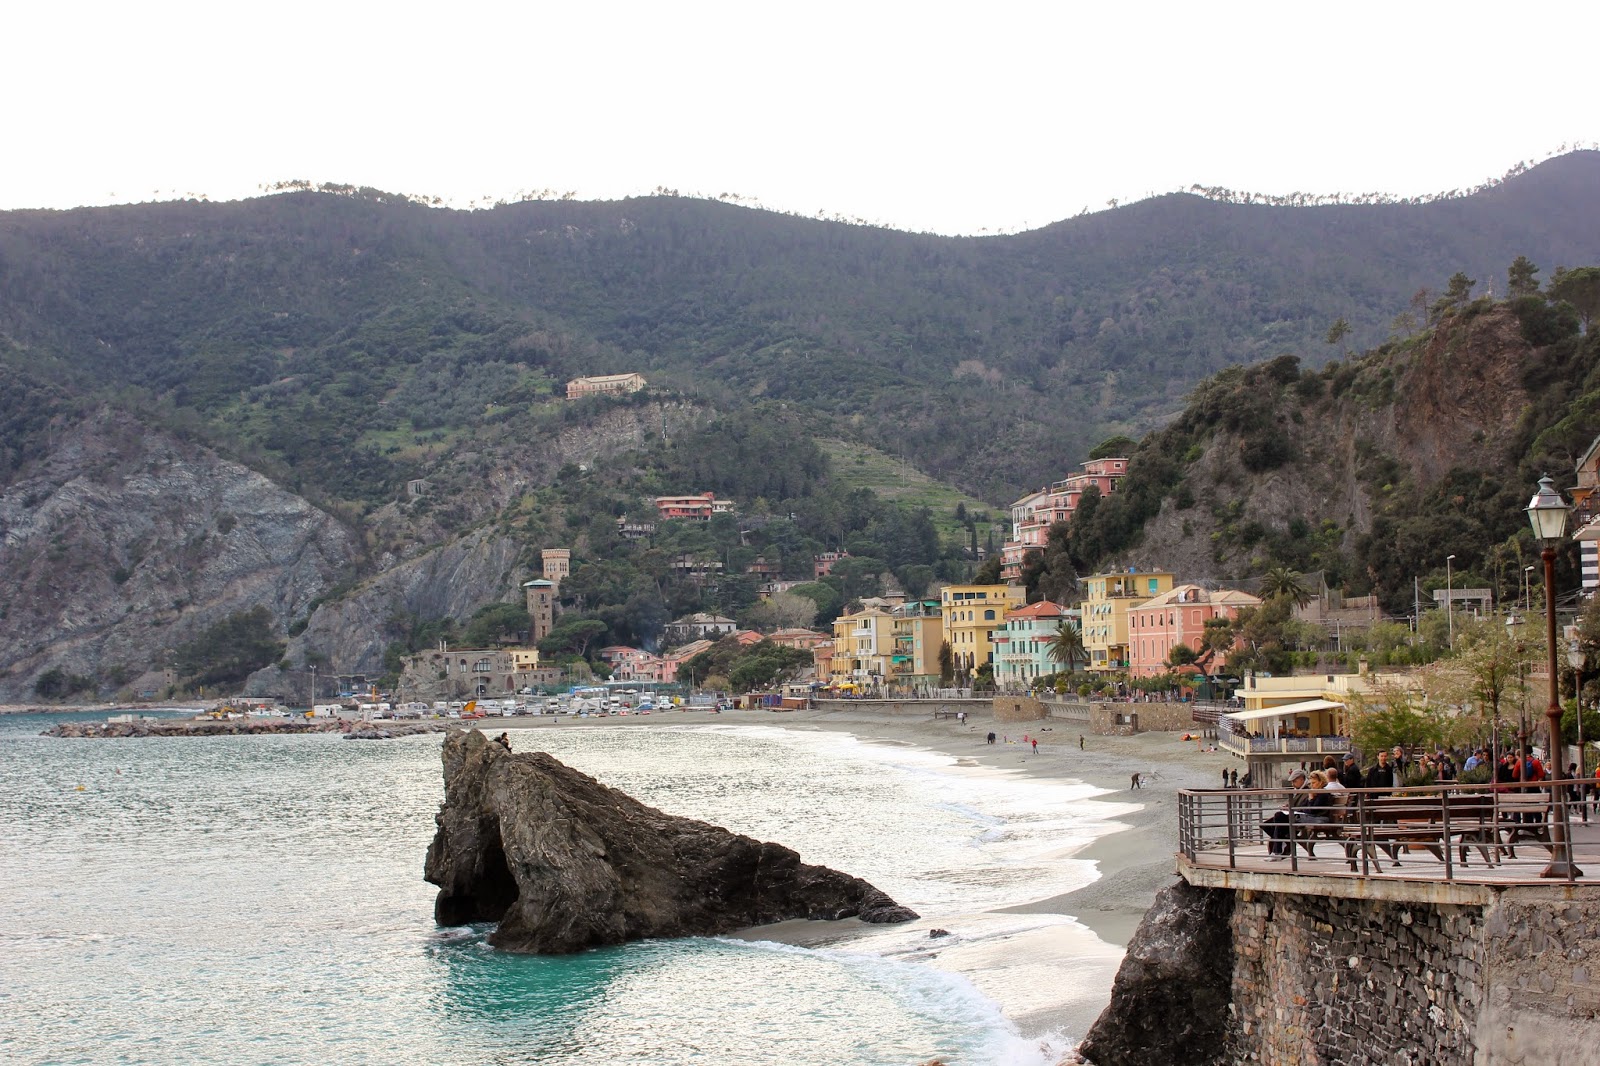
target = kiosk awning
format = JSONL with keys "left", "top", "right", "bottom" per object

{"left": 1224, "top": 698, "right": 1343, "bottom": 723}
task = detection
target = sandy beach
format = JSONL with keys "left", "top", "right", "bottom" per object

{"left": 487, "top": 702, "right": 1229, "bottom": 1044}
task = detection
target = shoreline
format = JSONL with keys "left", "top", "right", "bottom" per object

{"left": 24, "top": 699, "right": 1228, "bottom": 1047}
{"left": 485, "top": 704, "right": 1229, "bottom": 1045}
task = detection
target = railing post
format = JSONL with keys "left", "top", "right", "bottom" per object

{"left": 1442, "top": 790, "right": 1453, "bottom": 881}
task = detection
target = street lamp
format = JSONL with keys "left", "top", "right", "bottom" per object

{"left": 1526, "top": 474, "right": 1582, "bottom": 878}
{"left": 1567, "top": 641, "right": 1586, "bottom": 778}
{"left": 1446, "top": 554, "right": 1457, "bottom": 649}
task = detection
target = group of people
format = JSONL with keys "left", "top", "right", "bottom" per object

{"left": 1255, "top": 742, "right": 1599, "bottom": 858}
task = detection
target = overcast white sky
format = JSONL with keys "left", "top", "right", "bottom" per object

{"left": 4, "top": 1, "right": 1596, "bottom": 235}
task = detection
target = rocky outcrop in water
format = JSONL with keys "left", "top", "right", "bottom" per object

{"left": 424, "top": 730, "right": 918, "bottom": 953}
{"left": 1075, "top": 879, "right": 1236, "bottom": 1066}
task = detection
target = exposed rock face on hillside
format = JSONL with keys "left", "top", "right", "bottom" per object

{"left": 244, "top": 529, "right": 525, "bottom": 697}
{"left": 425, "top": 731, "right": 918, "bottom": 953}
{"left": 0, "top": 410, "right": 359, "bottom": 701}
{"left": 1123, "top": 304, "right": 1542, "bottom": 584}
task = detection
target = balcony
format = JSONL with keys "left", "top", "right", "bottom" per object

{"left": 1217, "top": 732, "right": 1352, "bottom": 758}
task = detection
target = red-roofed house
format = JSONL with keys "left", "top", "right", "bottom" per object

{"left": 995, "top": 601, "right": 1080, "bottom": 690}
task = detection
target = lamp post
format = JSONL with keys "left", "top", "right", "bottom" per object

{"left": 1526, "top": 474, "right": 1582, "bottom": 879}
{"left": 1446, "top": 554, "right": 1457, "bottom": 649}
{"left": 1568, "top": 641, "right": 1586, "bottom": 779}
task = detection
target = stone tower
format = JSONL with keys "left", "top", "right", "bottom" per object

{"left": 523, "top": 579, "right": 555, "bottom": 644}
{"left": 541, "top": 548, "right": 571, "bottom": 593}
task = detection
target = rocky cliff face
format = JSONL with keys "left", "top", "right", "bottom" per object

{"left": 1123, "top": 304, "right": 1544, "bottom": 584}
{"left": 244, "top": 529, "right": 525, "bottom": 696}
{"left": 0, "top": 409, "right": 359, "bottom": 701}
{"left": 424, "top": 731, "right": 918, "bottom": 953}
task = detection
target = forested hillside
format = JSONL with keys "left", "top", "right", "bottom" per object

{"left": 3, "top": 153, "right": 1600, "bottom": 700}
{"left": 1023, "top": 274, "right": 1600, "bottom": 621}
{"left": 2, "top": 152, "right": 1598, "bottom": 501}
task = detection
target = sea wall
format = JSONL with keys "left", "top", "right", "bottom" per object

{"left": 1080, "top": 878, "right": 1600, "bottom": 1066}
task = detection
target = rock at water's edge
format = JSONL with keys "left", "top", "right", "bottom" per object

{"left": 424, "top": 730, "right": 917, "bottom": 953}
{"left": 1076, "top": 879, "right": 1237, "bottom": 1066}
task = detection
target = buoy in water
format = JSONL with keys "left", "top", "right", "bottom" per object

{"left": 75, "top": 785, "right": 86, "bottom": 791}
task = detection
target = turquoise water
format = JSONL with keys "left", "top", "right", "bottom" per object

{"left": 0, "top": 714, "right": 1110, "bottom": 1065}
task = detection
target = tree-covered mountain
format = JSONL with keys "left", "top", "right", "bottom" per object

{"left": 3, "top": 152, "right": 1598, "bottom": 502}
{"left": 3, "top": 153, "right": 1600, "bottom": 700}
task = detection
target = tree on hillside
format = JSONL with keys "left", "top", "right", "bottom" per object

{"left": 1046, "top": 620, "right": 1088, "bottom": 673}
{"left": 463, "top": 602, "right": 532, "bottom": 646}
{"left": 1550, "top": 266, "right": 1600, "bottom": 330}
{"left": 973, "top": 555, "right": 1003, "bottom": 584}
{"left": 535, "top": 618, "right": 609, "bottom": 659}
{"left": 1260, "top": 566, "right": 1312, "bottom": 609}
{"left": 1325, "top": 317, "right": 1351, "bottom": 358}
{"left": 1089, "top": 435, "right": 1139, "bottom": 460}
{"left": 1433, "top": 272, "right": 1476, "bottom": 317}
{"left": 1507, "top": 256, "right": 1541, "bottom": 298}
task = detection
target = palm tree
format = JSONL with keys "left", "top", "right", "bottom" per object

{"left": 1047, "top": 620, "right": 1087, "bottom": 673}
{"left": 1260, "top": 567, "right": 1312, "bottom": 609}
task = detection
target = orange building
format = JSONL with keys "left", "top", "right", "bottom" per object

{"left": 1126, "top": 585, "right": 1261, "bottom": 678}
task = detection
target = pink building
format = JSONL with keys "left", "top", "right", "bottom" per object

{"left": 655, "top": 493, "right": 735, "bottom": 521}
{"left": 1001, "top": 457, "right": 1129, "bottom": 581}
{"left": 598, "top": 645, "right": 669, "bottom": 683}
{"left": 1126, "top": 585, "right": 1261, "bottom": 678}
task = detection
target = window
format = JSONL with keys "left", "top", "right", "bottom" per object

{"left": 473, "top": 658, "right": 491, "bottom": 673}
{"left": 984, "top": 610, "right": 995, "bottom": 621}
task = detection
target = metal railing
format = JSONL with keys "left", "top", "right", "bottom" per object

{"left": 1216, "top": 733, "right": 1354, "bottom": 757}
{"left": 1177, "top": 781, "right": 1598, "bottom": 884}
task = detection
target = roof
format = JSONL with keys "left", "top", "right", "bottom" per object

{"left": 1224, "top": 698, "right": 1344, "bottom": 722}
{"left": 1136, "top": 584, "right": 1262, "bottom": 609}
{"left": 1005, "top": 601, "right": 1069, "bottom": 619}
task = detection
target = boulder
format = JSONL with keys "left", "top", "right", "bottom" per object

{"left": 424, "top": 730, "right": 918, "bottom": 953}
{"left": 1076, "top": 879, "right": 1237, "bottom": 1066}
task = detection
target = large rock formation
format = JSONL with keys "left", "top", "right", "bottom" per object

{"left": 1076, "top": 879, "right": 1236, "bottom": 1066}
{"left": 424, "top": 730, "right": 918, "bottom": 952}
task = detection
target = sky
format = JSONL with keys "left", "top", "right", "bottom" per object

{"left": 5, "top": 1, "right": 1597, "bottom": 235}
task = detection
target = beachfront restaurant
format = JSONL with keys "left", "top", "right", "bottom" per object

{"left": 1219, "top": 699, "right": 1351, "bottom": 787}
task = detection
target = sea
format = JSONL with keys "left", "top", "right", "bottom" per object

{"left": 0, "top": 711, "right": 1130, "bottom": 1065}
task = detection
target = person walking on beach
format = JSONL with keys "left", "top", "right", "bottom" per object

{"left": 986, "top": 732, "right": 996, "bottom": 745}
{"left": 1031, "top": 737, "right": 1038, "bottom": 754}
{"left": 1131, "top": 772, "right": 1142, "bottom": 789}
{"left": 1079, "top": 735, "right": 1085, "bottom": 751}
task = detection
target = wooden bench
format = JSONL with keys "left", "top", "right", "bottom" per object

{"left": 1295, "top": 794, "right": 1500, "bottom": 871}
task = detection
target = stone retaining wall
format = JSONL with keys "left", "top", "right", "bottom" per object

{"left": 1081, "top": 879, "right": 1600, "bottom": 1066}
{"left": 1087, "top": 700, "right": 1202, "bottom": 735}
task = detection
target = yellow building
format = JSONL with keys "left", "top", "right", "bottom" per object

{"left": 830, "top": 608, "right": 898, "bottom": 691}
{"left": 889, "top": 600, "right": 944, "bottom": 688}
{"left": 939, "top": 583, "right": 1025, "bottom": 680}
{"left": 1082, "top": 569, "right": 1175, "bottom": 673}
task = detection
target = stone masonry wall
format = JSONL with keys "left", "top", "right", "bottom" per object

{"left": 1228, "top": 890, "right": 1482, "bottom": 1066}
{"left": 1086, "top": 879, "right": 1600, "bottom": 1066}
{"left": 1087, "top": 700, "right": 1199, "bottom": 735}
{"left": 993, "top": 695, "right": 1047, "bottom": 723}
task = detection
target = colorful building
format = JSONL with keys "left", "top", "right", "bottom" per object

{"left": 829, "top": 608, "right": 898, "bottom": 690}
{"left": 994, "top": 601, "right": 1079, "bottom": 690}
{"left": 1001, "top": 457, "right": 1129, "bottom": 581}
{"left": 1126, "top": 585, "right": 1261, "bottom": 678}
{"left": 1082, "top": 569, "right": 1175, "bottom": 673}
{"left": 939, "top": 583, "right": 1026, "bottom": 680}
{"left": 654, "top": 493, "right": 735, "bottom": 521}
{"left": 889, "top": 600, "right": 944, "bottom": 688}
